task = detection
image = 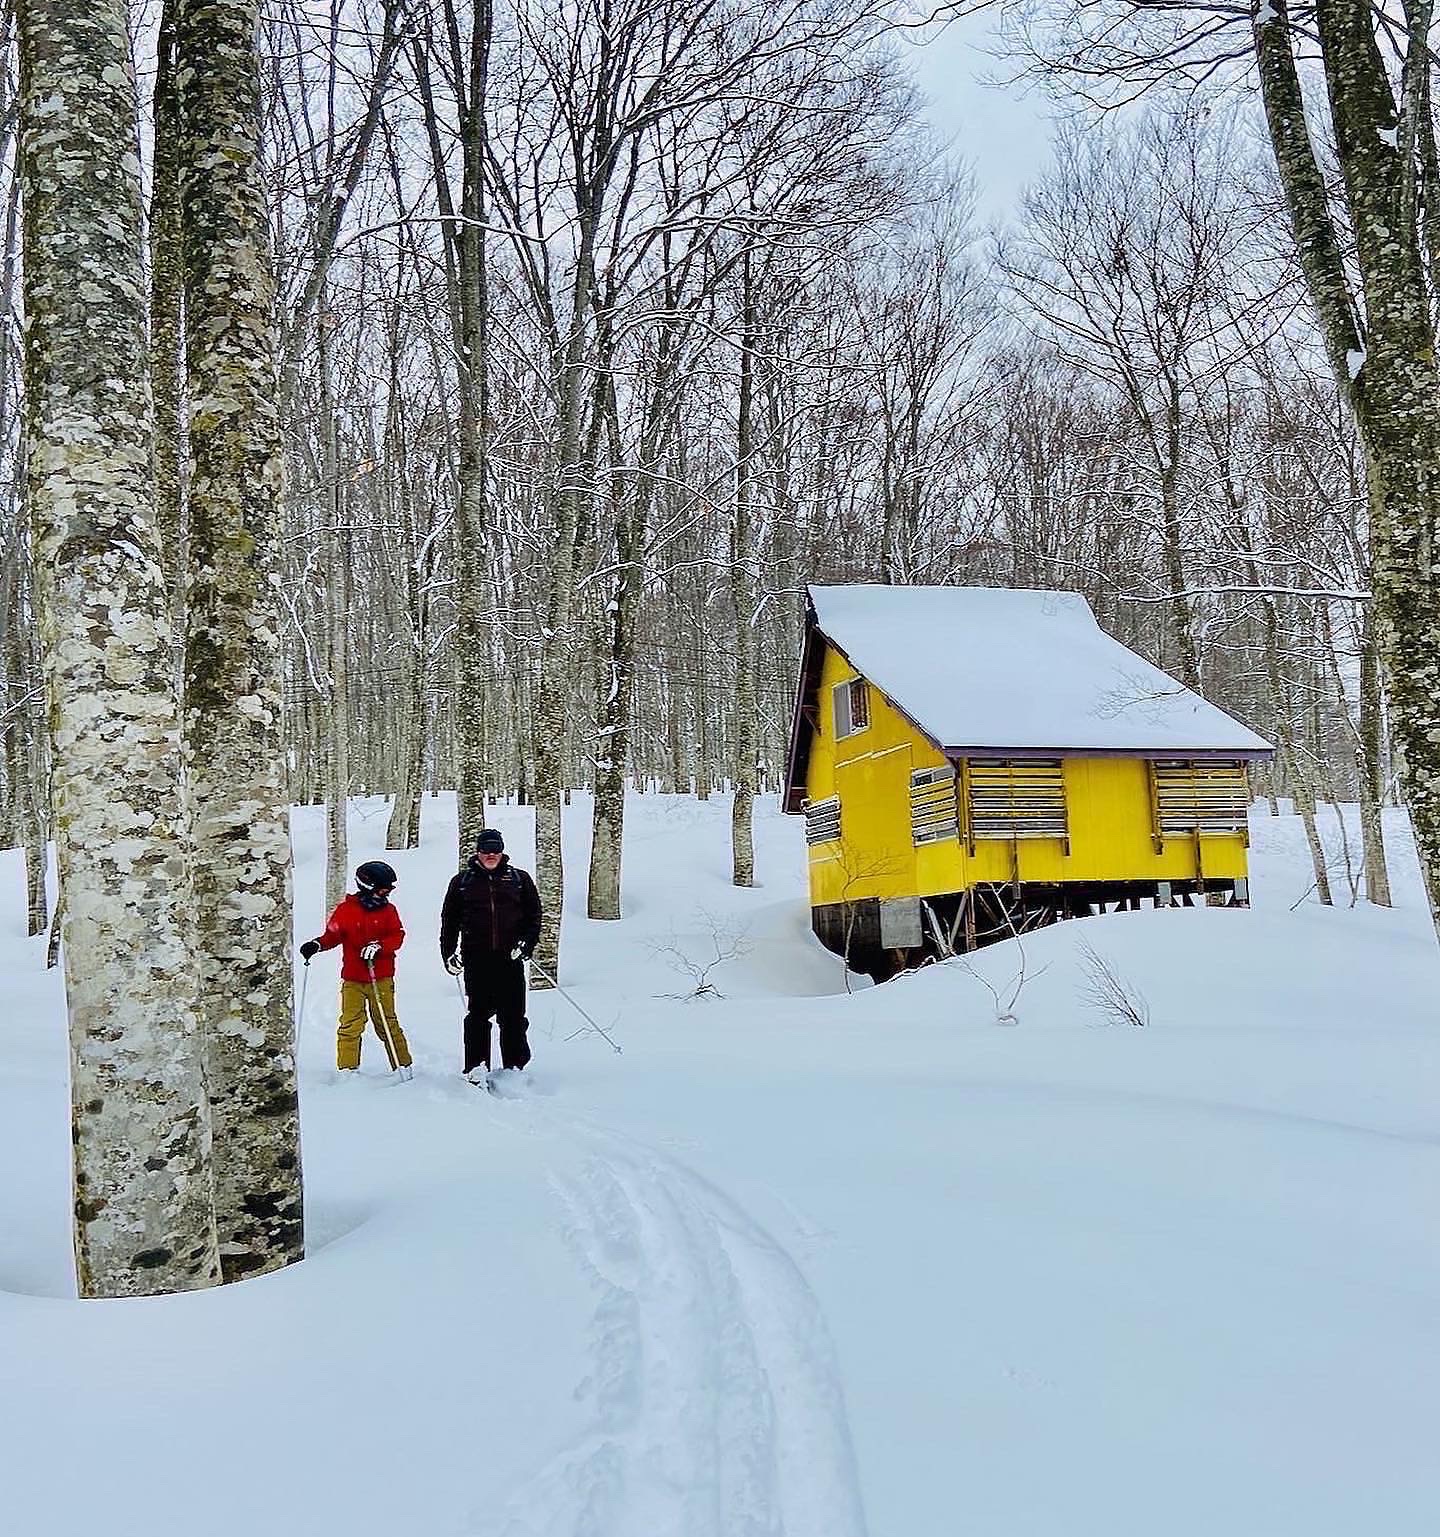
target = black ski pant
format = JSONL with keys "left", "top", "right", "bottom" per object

{"left": 462, "top": 953, "right": 532, "bottom": 1071}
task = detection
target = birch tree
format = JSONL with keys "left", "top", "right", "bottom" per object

{"left": 17, "top": 0, "right": 221, "bottom": 1297}
{"left": 177, "top": 0, "right": 303, "bottom": 1279}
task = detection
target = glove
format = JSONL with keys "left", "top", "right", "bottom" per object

{"left": 443, "top": 953, "right": 463, "bottom": 976}
{"left": 359, "top": 941, "right": 382, "bottom": 964}
{"left": 299, "top": 939, "right": 321, "bottom": 962}
{"left": 512, "top": 941, "right": 536, "bottom": 962}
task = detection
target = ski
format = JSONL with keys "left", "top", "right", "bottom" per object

{"left": 465, "top": 1068, "right": 530, "bottom": 1097}
{"left": 486, "top": 1068, "right": 531, "bottom": 1098}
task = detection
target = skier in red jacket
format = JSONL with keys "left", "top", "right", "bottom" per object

{"left": 301, "top": 860, "right": 414, "bottom": 1078}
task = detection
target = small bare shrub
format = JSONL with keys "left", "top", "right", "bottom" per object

{"left": 1076, "top": 939, "right": 1150, "bottom": 1028}
{"left": 649, "top": 909, "right": 751, "bottom": 1000}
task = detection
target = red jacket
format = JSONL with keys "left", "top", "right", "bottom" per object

{"left": 316, "top": 894, "right": 405, "bottom": 982}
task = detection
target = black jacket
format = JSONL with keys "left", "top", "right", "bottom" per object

{"left": 439, "top": 856, "right": 542, "bottom": 960}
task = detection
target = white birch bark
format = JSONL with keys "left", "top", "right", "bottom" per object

{"left": 17, "top": 0, "right": 221, "bottom": 1296}
{"left": 320, "top": 352, "right": 349, "bottom": 911}
{"left": 177, "top": 0, "right": 303, "bottom": 1279}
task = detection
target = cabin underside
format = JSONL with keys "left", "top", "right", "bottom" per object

{"left": 812, "top": 878, "right": 1251, "bottom": 982}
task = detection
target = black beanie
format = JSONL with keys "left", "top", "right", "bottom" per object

{"left": 476, "top": 829, "right": 505, "bottom": 853}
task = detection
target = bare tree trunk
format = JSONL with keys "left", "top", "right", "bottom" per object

{"left": 385, "top": 652, "right": 425, "bottom": 849}
{"left": 24, "top": 832, "right": 46, "bottom": 933}
{"left": 450, "top": 9, "right": 492, "bottom": 856}
{"left": 3, "top": 484, "right": 48, "bottom": 938}
{"left": 730, "top": 265, "right": 759, "bottom": 887}
{"left": 1321, "top": 598, "right": 1392, "bottom": 906}
{"left": 5, "top": 567, "right": 48, "bottom": 936}
{"left": 1293, "top": 765, "right": 1334, "bottom": 906}
{"left": 320, "top": 330, "right": 349, "bottom": 911}
{"left": 694, "top": 606, "right": 712, "bottom": 801}
{"left": 1159, "top": 378, "right": 1200, "bottom": 688}
{"left": 587, "top": 484, "right": 637, "bottom": 914}
{"left": 0, "top": 80, "right": 43, "bottom": 937}
{"left": 18, "top": 0, "right": 221, "bottom": 1296}
{"left": 589, "top": 318, "right": 681, "bottom": 917}
{"left": 383, "top": 341, "right": 427, "bottom": 851}
{"left": 415, "top": 1, "right": 492, "bottom": 855}
{"left": 177, "top": 0, "right": 302, "bottom": 1280}
{"left": 530, "top": 209, "right": 600, "bottom": 983}
{"left": 1356, "top": 615, "right": 1392, "bottom": 905}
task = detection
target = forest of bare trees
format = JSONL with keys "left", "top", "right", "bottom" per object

{"left": 2, "top": 0, "right": 1436, "bottom": 1291}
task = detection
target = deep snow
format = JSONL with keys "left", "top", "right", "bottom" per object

{"left": 2, "top": 792, "right": 1437, "bottom": 1536}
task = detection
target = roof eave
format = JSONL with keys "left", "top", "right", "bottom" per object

{"left": 941, "top": 744, "right": 1275, "bottom": 761}
{"left": 781, "top": 603, "right": 824, "bottom": 814}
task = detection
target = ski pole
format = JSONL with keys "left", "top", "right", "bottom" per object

{"left": 296, "top": 956, "right": 311, "bottom": 1051}
{"left": 528, "top": 957, "right": 622, "bottom": 1055}
{"left": 364, "top": 958, "right": 401, "bottom": 1072}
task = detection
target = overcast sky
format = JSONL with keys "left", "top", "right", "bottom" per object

{"left": 898, "top": 13, "right": 1056, "bottom": 225}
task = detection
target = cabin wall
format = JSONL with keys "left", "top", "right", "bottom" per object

{"left": 964, "top": 758, "right": 1248, "bottom": 886}
{"left": 803, "top": 643, "right": 1250, "bottom": 913}
{"left": 806, "top": 643, "right": 924, "bottom": 908}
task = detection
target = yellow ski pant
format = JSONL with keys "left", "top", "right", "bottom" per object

{"left": 337, "top": 978, "right": 412, "bottom": 1070}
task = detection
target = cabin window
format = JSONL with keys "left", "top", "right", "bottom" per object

{"left": 1151, "top": 760, "right": 1249, "bottom": 839}
{"left": 803, "top": 795, "right": 841, "bottom": 846}
{"left": 832, "top": 678, "right": 869, "bottom": 739}
{"left": 910, "top": 765, "right": 958, "bottom": 845}
{"left": 967, "top": 758, "right": 1068, "bottom": 841}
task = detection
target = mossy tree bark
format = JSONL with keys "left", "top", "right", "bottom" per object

{"left": 177, "top": 0, "right": 303, "bottom": 1280}
{"left": 16, "top": 0, "right": 221, "bottom": 1297}
{"left": 149, "top": 0, "right": 184, "bottom": 617}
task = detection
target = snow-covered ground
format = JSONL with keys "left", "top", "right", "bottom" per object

{"left": 3, "top": 792, "right": 1437, "bottom": 1536}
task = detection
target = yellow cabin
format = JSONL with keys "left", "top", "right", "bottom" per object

{"left": 782, "top": 585, "right": 1275, "bottom": 979}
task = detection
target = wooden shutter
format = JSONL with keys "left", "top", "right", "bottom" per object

{"left": 832, "top": 683, "right": 852, "bottom": 739}
{"left": 832, "top": 679, "right": 868, "bottom": 739}
{"left": 804, "top": 795, "right": 841, "bottom": 845}
{"left": 967, "top": 758, "right": 1067, "bottom": 841}
{"left": 1151, "top": 760, "right": 1249, "bottom": 839}
{"left": 910, "top": 765, "right": 958, "bottom": 845}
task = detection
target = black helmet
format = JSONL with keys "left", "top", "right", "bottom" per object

{"left": 355, "top": 861, "right": 397, "bottom": 909}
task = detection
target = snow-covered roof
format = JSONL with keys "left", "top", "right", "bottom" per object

{"left": 807, "top": 584, "right": 1272, "bottom": 756}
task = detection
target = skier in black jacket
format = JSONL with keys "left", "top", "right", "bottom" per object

{"left": 440, "top": 828, "right": 542, "bottom": 1081}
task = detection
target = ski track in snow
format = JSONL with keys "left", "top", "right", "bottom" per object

{"left": 468, "top": 1088, "right": 868, "bottom": 1537}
